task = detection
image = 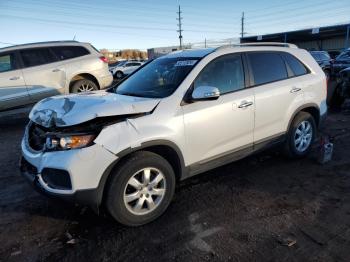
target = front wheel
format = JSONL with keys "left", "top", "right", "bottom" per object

{"left": 71, "top": 79, "right": 98, "bottom": 93}
{"left": 285, "top": 112, "right": 316, "bottom": 158}
{"left": 115, "top": 71, "right": 124, "bottom": 79}
{"left": 106, "top": 151, "right": 176, "bottom": 226}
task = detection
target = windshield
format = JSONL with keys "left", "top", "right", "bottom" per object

{"left": 116, "top": 60, "right": 128, "bottom": 67}
{"left": 115, "top": 57, "right": 199, "bottom": 98}
{"left": 310, "top": 53, "right": 320, "bottom": 60}
{"left": 337, "top": 50, "right": 350, "bottom": 60}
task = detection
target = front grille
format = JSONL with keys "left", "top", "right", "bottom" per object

{"left": 27, "top": 122, "right": 47, "bottom": 151}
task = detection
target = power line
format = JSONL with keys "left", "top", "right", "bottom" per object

{"left": 245, "top": 8, "right": 350, "bottom": 29}
{"left": 0, "top": 41, "right": 16, "bottom": 46}
{"left": 247, "top": 1, "right": 348, "bottom": 22}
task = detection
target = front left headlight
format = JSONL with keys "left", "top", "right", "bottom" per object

{"left": 46, "top": 134, "right": 96, "bottom": 151}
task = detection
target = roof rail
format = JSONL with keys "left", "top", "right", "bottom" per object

{"left": 216, "top": 42, "right": 298, "bottom": 51}
{"left": 0, "top": 40, "right": 80, "bottom": 50}
{"left": 239, "top": 42, "right": 298, "bottom": 48}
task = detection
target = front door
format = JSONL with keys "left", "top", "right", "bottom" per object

{"left": 183, "top": 54, "right": 255, "bottom": 166}
{"left": 0, "top": 52, "right": 30, "bottom": 111}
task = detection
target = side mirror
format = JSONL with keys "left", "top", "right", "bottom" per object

{"left": 192, "top": 86, "right": 220, "bottom": 101}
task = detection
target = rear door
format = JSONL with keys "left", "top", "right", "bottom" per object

{"left": 0, "top": 51, "right": 30, "bottom": 111}
{"left": 247, "top": 51, "right": 306, "bottom": 143}
{"left": 20, "top": 47, "right": 66, "bottom": 103}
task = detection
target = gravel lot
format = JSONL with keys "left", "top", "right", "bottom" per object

{"left": 1, "top": 103, "right": 350, "bottom": 262}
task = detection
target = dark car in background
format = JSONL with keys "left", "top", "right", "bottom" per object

{"left": 310, "top": 51, "right": 332, "bottom": 79}
{"left": 332, "top": 48, "right": 350, "bottom": 76}
{"left": 329, "top": 67, "right": 350, "bottom": 107}
{"left": 328, "top": 50, "right": 341, "bottom": 60}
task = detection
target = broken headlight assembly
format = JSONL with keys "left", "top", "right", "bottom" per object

{"left": 45, "top": 134, "right": 96, "bottom": 151}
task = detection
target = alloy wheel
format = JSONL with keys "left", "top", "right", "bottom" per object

{"left": 294, "top": 120, "right": 313, "bottom": 152}
{"left": 123, "top": 168, "right": 166, "bottom": 216}
{"left": 77, "top": 83, "right": 95, "bottom": 92}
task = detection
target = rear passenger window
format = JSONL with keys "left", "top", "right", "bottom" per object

{"left": 0, "top": 53, "right": 17, "bottom": 72}
{"left": 282, "top": 53, "right": 308, "bottom": 77}
{"left": 194, "top": 54, "right": 245, "bottom": 94}
{"left": 51, "top": 46, "right": 89, "bottom": 60}
{"left": 20, "top": 48, "right": 57, "bottom": 68}
{"left": 247, "top": 52, "right": 288, "bottom": 86}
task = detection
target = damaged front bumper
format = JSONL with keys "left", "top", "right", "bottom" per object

{"left": 20, "top": 138, "right": 118, "bottom": 210}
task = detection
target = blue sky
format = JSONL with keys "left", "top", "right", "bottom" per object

{"left": 0, "top": 0, "right": 349, "bottom": 50}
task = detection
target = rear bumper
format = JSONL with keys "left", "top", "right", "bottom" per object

{"left": 99, "top": 73, "right": 113, "bottom": 89}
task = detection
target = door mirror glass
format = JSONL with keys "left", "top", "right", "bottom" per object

{"left": 192, "top": 86, "right": 220, "bottom": 100}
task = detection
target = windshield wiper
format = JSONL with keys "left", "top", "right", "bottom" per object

{"left": 117, "top": 92, "right": 150, "bottom": 98}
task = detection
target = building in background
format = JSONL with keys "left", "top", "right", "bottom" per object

{"left": 100, "top": 49, "right": 147, "bottom": 63}
{"left": 241, "top": 23, "right": 350, "bottom": 54}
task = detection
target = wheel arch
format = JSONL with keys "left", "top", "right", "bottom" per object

{"left": 96, "top": 140, "right": 186, "bottom": 209}
{"left": 287, "top": 103, "right": 320, "bottom": 132}
{"left": 69, "top": 73, "right": 100, "bottom": 92}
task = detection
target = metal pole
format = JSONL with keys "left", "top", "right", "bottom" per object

{"left": 177, "top": 5, "right": 183, "bottom": 50}
{"left": 241, "top": 12, "right": 244, "bottom": 38}
{"left": 346, "top": 24, "right": 350, "bottom": 49}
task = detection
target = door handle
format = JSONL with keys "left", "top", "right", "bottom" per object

{"left": 52, "top": 68, "right": 61, "bottom": 72}
{"left": 238, "top": 101, "right": 253, "bottom": 109}
{"left": 290, "top": 87, "right": 302, "bottom": 93}
{"left": 9, "top": 76, "right": 20, "bottom": 80}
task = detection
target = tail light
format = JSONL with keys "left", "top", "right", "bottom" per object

{"left": 99, "top": 56, "right": 108, "bottom": 63}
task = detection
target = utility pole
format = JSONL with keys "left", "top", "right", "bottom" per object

{"left": 204, "top": 38, "right": 207, "bottom": 48}
{"left": 177, "top": 5, "right": 183, "bottom": 49}
{"left": 241, "top": 12, "right": 245, "bottom": 39}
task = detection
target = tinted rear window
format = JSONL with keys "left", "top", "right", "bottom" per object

{"left": 20, "top": 48, "right": 57, "bottom": 67}
{"left": 247, "top": 52, "right": 288, "bottom": 86}
{"left": 51, "top": 46, "right": 90, "bottom": 60}
{"left": 282, "top": 53, "right": 308, "bottom": 77}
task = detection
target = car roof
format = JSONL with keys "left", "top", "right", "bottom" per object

{"left": 162, "top": 48, "right": 216, "bottom": 59}
{"left": 0, "top": 40, "right": 87, "bottom": 52}
{"left": 162, "top": 43, "right": 300, "bottom": 59}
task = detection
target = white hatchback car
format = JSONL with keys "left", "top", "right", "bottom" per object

{"left": 110, "top": 60, "right": 144, "bottom": 79}
{"left": 0, "top": 41, "right": 113, "bottom": 111}
{"left": 21, "top": 43, "right": 327, "bottom": 226}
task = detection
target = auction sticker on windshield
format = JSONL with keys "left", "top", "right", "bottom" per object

{"left": 175, "top": 60, "right": 198, "bottom": 67}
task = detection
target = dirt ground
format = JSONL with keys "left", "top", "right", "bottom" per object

{"left": 1, "top": 103, "right": 350, "bottom": 262}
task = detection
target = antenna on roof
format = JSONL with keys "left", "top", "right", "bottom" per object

{"left": 73, "top": 34, "right": 76, "bottom": 41}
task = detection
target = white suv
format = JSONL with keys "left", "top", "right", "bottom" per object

{"left": 0, "top": 41, "right": 113, "bottom": 111}
{"left": 20, "top": 43, "right": 327, "bottom": 226}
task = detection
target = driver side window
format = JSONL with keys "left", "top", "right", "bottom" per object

{"left": 194, "top": 54, "right": 245, "bottom": 95}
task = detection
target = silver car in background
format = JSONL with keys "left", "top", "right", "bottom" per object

{"left": 0, "top": 41, "right": 113, "bottom": 111}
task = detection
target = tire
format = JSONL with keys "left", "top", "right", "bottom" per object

{"left": 106, "top": 151, "right": 176, "bottom": 226}
{"left": 71, "top": 79, "right": 98, "bottom": 93}
{"left": 284, "top": 112, "right": 316, "bottom": 158}
{"left": 115, "top": 71, "right": 124, "bottom": 79}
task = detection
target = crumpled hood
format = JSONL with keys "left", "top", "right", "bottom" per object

{"left": 29, "top": 91, "right": 160, "bottom": 128}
